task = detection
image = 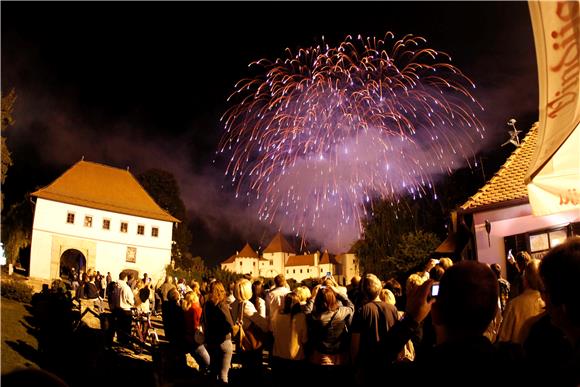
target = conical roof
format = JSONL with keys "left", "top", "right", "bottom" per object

{"left": 263, "top": 232, "right": 295, "bottom": 254}
{"left": 238, "top": 243, "right": 259, "bottom": 259}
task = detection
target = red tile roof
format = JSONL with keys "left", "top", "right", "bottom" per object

{"left": 460, "top": 124, "right": 538, "bottom": 213}
{"left": 222, "top": 254, "right": 236, "bottom": 264}
{"left": 238, "top": 243, "right": 259, "bottom": 259}
{"left": 263, "top": 232, "right": 296, "bottom": 254}
{"left": 32, "top": 160, "right": 179, "bottom": 222}
{"left": 286, "top": 254, "right": 316, "bottom": 267}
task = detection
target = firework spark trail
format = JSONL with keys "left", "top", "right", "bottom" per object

{"left": 218, "top": 33, "right": 485, "bottom": 251}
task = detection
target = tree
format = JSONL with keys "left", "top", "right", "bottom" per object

{"left": 1, "top": 90, "right": 16, "bottom": 212}
{"left": 137, "top": 169, "right": 192, "bottom": 267}
{"left": 1, "top": 194, "right": 34, "bottom": 267}
{"left": 353, "top": 197, "right": 440, "bottom": 280}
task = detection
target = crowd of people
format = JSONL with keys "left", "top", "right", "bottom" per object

{"left": 16, "top": 236, "right": 580, "bottom": 386}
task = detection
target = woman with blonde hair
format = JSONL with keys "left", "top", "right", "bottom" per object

{"left": 183, "top": 291, "right": 210, "bottom": 374}
{"left": 203, "top": 281, "right": 235, "bottom": 384}
{"left": 231, "top": 278, "right": 269, "bottom": 381}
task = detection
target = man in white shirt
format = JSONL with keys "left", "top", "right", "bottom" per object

{"left": 266, "top": 274, "right": 291, "bottom": 330}
{"left": 116, "top": 272, "right": 134, "bottom": 345}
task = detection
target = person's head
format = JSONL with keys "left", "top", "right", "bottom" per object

{"left": 350, "top": 275, "right": 362, "bottom": 288}
{"left": 294, "top": 286, "right": 311, "bottom": 303}
{"left": 190, "top": 280, "right": 201, "bottom": 295}
{"left": 119, "top": 272, "right": 128, "bottom": 281}
{"left": 234, "top": 278, "right": 252, "bottom": 302}
{"left": 438, "top": 257, "right": 454, "bottom": 271}
{"left": 281, "top": 292, "right": 301, "bottom": 316}
{"left": 361, "top": 273, "right": 383, "bottom": 301}
{"left": 182, "top": 291, "right": 199, "bottom": 311}
{"left": 314, "top": 286, "right": 338, "bottom": 313}
{"left": 143, "top": 273, "right": 148, "bottom": 279}
{"left": 516, "top": 251, "right": 532, "bottom": 272}
{"left": 168, "top": 288, "right": 180, "bottom": 303}
{"left": 523, "top": 258, "right": 542, "bottom": 291}
{"left": 432, "top": 261, "right": 498, "bottom": 341}
{"left": 540, "top": 237, "right": 580, "bottom": 341}
{"left": 490, "top": 263, "right": 502, "bottom": 279}
{"left": 384, "top": 278, "right": 402, "bottom": 297}
{"left": 251, "top": 280, "right": 264, "bottom": 299}
{"left": 274, "top": 274, "right": 287, "bottom": 288}
{"left": 429, "top": 265, "right": 445, "bottom": 282}
{"left": 380, "top": 288, "right": 396, "bottom": 305}
{"left": 406, "top": 273, "right": 426, "bottom": 295}
{"left": 209, "top": 280, "right": 227, "bottom": 305}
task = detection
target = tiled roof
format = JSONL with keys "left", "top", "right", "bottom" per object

{"left": 238, "top": 243, "right": 259, "bottom": 259}
{"left": 222, "top": 254, "right": 236, "bottom": 264}
{"left": 319, "top": 251, "right": 339, "bottom": 265}
{"left": 263, "top": 232, "right": 296, "bottom": 254}
{"left": 286, "top": 254, "right": 315, "bottom": 267}
{"left": 32, "top": 160, "right": 179, "bottom": 222}
{"left": 460, "top": 124, "right": 538, "bottom": 213}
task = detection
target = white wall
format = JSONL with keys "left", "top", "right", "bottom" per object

{"left": 30, "top": 198, "right": 173, "bottom": 283}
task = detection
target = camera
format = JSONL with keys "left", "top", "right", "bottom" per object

{"left": 326, "top": 272, "right": 332, "bottom": 278}
{"left": 430, "top": 282, "right": 440, "bottom": 297}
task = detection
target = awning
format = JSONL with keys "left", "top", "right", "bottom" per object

{"left": 526, "top": 1, "right": 580, "bottom": 216}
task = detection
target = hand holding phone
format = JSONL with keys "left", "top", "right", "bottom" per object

{"left": 430, "top": 282, "right": 440, "bottom": 297}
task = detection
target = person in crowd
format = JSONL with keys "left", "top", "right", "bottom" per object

{"left": 105, "top": 272, "right": 112, "bottom": 288}
{"left": 266, "top": 274, "right": 291, "bottom": 329}
{"left": 537, "top": 237, "right": 580, "bottom": 386}
{"left": 270, "top": 292, "right": 308, "bottom": 387}
{"left": 347, "top": 275, "right": 363, "bottom": 310}
{"left": 413, "top": 261, "right": 521, "bottom": 384}
{"left": 490, "top": 263, "right": 511, "bottom": 313}
{"left": 135, "top": 279, "right": 151, "bottom": 314}
{"left": 351, "top": 273, "right": 400, "bottom": 386}
{"left": 231, "top": 278, "right": 269, "bottom": 382}
{"left": 507, "top": 250, "right": 532, "bottom": 299}
{"left": 203, "top": 280, "right": 235, "bottom": 384}
{"left": 438, "top": 257, "right": 454, "bottom": 271}
{"left": 250, "top": 280, "right": 266, "bottom": 318}
{"left": 306, "top": 282, "right": 354, "bottom": 384}
{"left": 294, "top": 286, "right": 312, "bottom": 313}
{"left": 429, "top": 265, "right": 445, "bottom": 282}
{"left": 115, "top": 271, "right": 134, "bottom": 346}
{"left": 182, "top": 290, "right": 210, "bottom": 374}
{"left": 158, "top": 275, "right": 177, "bottom": 303}
{"left": 498, "top": 258, "right": 544, "bottom": 344}
{"left": 190, "top": 279, "right": 205, "bottom": 306}
{"left": 384, "top": 278, "right": 404, "bottom": 310}
{"left": 226, "top": 282, "right": 236, "bottom": 305}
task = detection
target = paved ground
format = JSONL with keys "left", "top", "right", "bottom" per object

{"left": 1, "top": 297, "right": 40, "bottom": 374}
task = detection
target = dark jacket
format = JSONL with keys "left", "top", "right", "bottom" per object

{"left": 204, "top": 300, "right": 234, "bottom": 345}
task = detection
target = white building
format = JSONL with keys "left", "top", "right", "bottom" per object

{"left": 29, "top": 160, "right": 178, "bottom": 283}
{"left": 221, "top": 232, "right": 360, "bottom": 283}
{"left": 458, "top": 125, "right": 580, "bottom": 277}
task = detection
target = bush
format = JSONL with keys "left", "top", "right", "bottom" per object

{"left": 1, "top": 279, "right": 33, "bottom": 303}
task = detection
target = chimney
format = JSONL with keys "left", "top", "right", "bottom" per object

{"left": 314, "top": 251, "right": 319, "bottom": 266}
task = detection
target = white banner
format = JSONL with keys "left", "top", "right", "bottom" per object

{"left": 527, "top": 1, "right": 580, "bottom": 216}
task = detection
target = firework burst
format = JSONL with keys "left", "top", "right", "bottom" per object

{"left": 218, "top": 33, "right": 484, "bottom": 250}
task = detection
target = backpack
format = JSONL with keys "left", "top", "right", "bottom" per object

{"left": 310, "top": 311, "right": 349, "bottom": 355}
{"left": 106, "top": 281, "right": 121, "bottom": 310}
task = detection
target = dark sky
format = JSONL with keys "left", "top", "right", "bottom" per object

{"left": 1, "top": 1, "right": 538, "bottom": 265}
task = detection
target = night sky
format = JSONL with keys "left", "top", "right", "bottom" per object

{"left": 1, "top": 2, "right": 538, "bottom": 266}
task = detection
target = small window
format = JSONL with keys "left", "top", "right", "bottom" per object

{"left": 253, "top": 262, "right": 256, "bottom": 267}
{"left": 66, "top": 212, "right": 75, "bottom": 224}
{"left": 126, "top": 247, "right": 137, "bottom": 263}
{"left": 293, "top": 269, "right": 295, "bottom": 274}
{"left": 240, "top": 261, "right": 242, "bottom": 266}
{"left": 300, "top": 269, "right": 303, "bottom": 273}
{"left": 320, "top": 268, "right": 323, "bottom": 273}
{"left": 151, "top": 227, "right": 159, "bottom": 237}
{"left": 120, "top": 222, "right": 128, "bottom": 233}
{"left": 84, "top": 216, "right": 93, "bottom": 227}
{"left": 269, "top": 259, "right": 273, "bottom": 266}
{"left": 307, "top": 268, "right": 310, "bottom": 273}
{"left": 137, "top": 225, "right": 145, "bottom": 235}
{"left": 102, "top": 219, "right": 110, "bottom": 230}
{"left": 286, "top": 270, "right": 289, "bottom": 274}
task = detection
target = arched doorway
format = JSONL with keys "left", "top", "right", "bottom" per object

{"left": 60, "top": 249, "right": 87, "bottom": 279}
